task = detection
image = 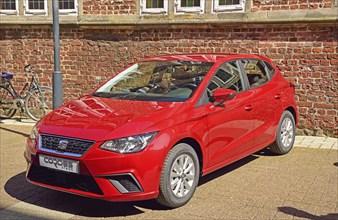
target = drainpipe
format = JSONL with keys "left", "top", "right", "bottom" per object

{"left": 52, "top": 0, "right": 62, "bottom": 109}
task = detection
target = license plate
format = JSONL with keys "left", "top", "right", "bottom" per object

{"left": 39, "top": 154, "right": 79, "bottom": 174}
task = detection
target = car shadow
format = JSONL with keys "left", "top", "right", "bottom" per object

{"left": 4, "top": 152, "right": 266, "bottom": 217}
{"left": 198, "top": 154, "right": 259, "bottom": 186}
{"left": 278, "top": 206, "right": 338, "bottom": 220}
{"left": 4, "top": 172, "right": 147, "bottom": 217}
{"left": 0, "top": 126, "right": 30, "bottom": 138}
{"left": 253, "top": 147, "right": 280, "bottom": 157}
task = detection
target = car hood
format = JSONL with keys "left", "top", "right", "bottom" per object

{"left": 38, "top": 95, "right": 186, "bottom": 141}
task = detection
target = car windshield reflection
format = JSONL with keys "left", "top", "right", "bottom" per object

{"left": 93, "top": 61, "right": 214, "bottom": 102}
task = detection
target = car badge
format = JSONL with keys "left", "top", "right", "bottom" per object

{"left": 57, "top": 139, "right": 69, "bottom": 152}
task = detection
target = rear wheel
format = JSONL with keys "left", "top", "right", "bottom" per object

{"left": 0, "top": 86, "right": 16, "bottom": 119}
{"left": 269, "top": 110, "right": 296, "bottom": 155}
{"left": 25, "top": 86, "right": 53, "bottom": 121}
{"left": 156, "top": 143, "right": 200, "bottom": 208}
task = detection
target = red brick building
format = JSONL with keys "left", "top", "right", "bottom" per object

{"left": 0, "top": 0, "right": 337, "bottom": 136}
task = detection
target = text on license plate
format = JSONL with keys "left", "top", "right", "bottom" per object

{"left": 39, "top": 154, "right": 79, "bottom": 174}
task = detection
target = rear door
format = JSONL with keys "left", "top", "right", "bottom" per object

{"left": 239, "top": 59, "right": 281, "bottom": 147}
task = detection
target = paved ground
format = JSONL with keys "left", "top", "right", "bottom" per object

{"left": 0, "top": 122, "right": 337, "bottom": 220}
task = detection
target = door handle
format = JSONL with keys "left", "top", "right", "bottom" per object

{"left": 244, "top": 105, "right": 253, "bottom": 111}
{"left": 274, "top": 94, "right": 281, "bottom": 100}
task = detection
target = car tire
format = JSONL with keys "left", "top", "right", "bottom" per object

{"left": 156, "top": 143, "right": 200, "bottom": 208}
{"left": 269, "top": 110, "right": 296, "bottom": 155}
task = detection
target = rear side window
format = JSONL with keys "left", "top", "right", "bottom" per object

{"left": 240, "top": 60, "right": 268, "bottom": 89}
{"left": 263, "top": 61, "right": 276, "bottom": 78}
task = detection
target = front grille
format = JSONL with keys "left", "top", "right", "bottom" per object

{"left": 28, "top": 164, "right": 103, "bottom": 195}
{"left": 40, "top": 134, "right": 94, "bottom": 156}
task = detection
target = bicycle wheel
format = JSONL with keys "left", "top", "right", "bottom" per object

{"left": 0, "top": 86, "right": 16, "bottom": 119}
{"left": 25, "top": 86, "right": 53, "bottom": 121}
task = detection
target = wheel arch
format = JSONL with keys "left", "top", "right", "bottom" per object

{"left": 176, "top": 138, "right": 204, "bottom": 176}
{"left": 285, "top": 106, "right": 297, "bottom": 124}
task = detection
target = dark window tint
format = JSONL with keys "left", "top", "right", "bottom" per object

{"left": 240, "top": 60, "right": 268, "bottom": 89}
{"left": 146, "top": 0, "right": 164, "bottom": 8}
{"left": 219, "top": 0, "right": 240, "bottom": 5}
{"left": 263, "top": 61, "right": 276, "bottom": 78}
{"left": 0, "top": 0, "right": 16, "bottom": 10}
{"left": 28, "top": 0, "right": 45, "bottom": 10}
{"left": 207, "top": 61, "right": 243, "bottom": 93}
{"left": 181, "top": 0, "right": 200, "bottom": 7}
{"left": 59, "top": 0, "right": 75, "bottom": 10}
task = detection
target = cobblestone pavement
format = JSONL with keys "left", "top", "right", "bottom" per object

{"left": 0, "top": 123, "right": 337, "bottom": 220}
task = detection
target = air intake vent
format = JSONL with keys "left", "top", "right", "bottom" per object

{"left": 28, "top": 164, "right": 103, "bottom": 195}
{"left": 106, "top": 174, "right": 143, "bottom": 194}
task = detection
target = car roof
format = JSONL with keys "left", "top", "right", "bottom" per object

{"left": 140, "top": 53, "right": 269, "bottom": 63}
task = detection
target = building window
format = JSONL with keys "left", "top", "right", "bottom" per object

{"left": 59, "top": 0, "right": 77, "bottom": 14}
{"left": 175, "top": 0, "right": 205, "bottom": 13}
{"left": 141, "top": 0, "right": 168, "bottom": 14}
{"left": 24, "top": 0, "right": 47, "bottom": 15}
{"left": 0, "top": 0, "right": 18, "bottom": 15}
{"left": 213, "top": 0, "right": 245, "bottom": 12}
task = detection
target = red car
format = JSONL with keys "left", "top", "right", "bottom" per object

{"left": 24, "top": 54, "right": 297, "bottom": 208}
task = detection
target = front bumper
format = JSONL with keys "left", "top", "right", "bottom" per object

{"left": 24, "top": 134, "right": 167, "bottom": 202}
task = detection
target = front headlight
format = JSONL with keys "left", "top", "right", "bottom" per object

{"left": 29, "top": 126, "right": 39, "bottom": 148}
{"left": 100, "top": 132, "right": 157, "bottom": 154}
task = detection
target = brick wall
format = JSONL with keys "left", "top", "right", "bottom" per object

{"left": 0, "top": 24, "right": 337, "bottom": 137}
{"left": 252, "top": 0, "right": 334, "bottom": 11}
{"left": 83, "top": 0, "right": 136, "bottom": 15}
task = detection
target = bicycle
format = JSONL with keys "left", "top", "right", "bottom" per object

{"left": 0, "top": 64, "right": 53, "bottom": 121}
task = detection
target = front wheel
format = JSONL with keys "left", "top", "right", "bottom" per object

{"left": 25, "top": 86, "right": 53, "bottom": 121}
{"left": 269, "top": 110, "right": 296, "bottom": 155}
{"left": 0, "top": 86, "right": 16, "bottom": 119}
{"left": 156, "top": 143, "right": 200, "bottom": 208}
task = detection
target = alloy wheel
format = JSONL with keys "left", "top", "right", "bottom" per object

{"left": 280, "top": 117, "right": 294, "bottom": 149}
{"left": 170, "top": 154, "right": 195, "bottom": 198}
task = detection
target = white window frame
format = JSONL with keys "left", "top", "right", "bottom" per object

{"left": 59, "top": 0, "right": 78, "bottom": 15}
{"left": 0, "top": 0, "right": 18, "bottom": 15}
{"left": 24, "top": 0, "right": 48, "bottom": 15}
{"left": 175, "top": 0, "right": 205, "bottom": 13}
{"left": 141, "top": 0, "right": 168, "bottom": 14}
{"left": 213, "top": 0, "right": 245, "bottom": 12}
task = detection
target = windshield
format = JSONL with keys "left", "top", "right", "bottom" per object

{"left": 93, "top": 61, "right": 214, "bottom": 102}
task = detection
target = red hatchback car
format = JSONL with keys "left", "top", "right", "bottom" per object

{"left": 24, "top": 54, "right": 297, "bottom": 208}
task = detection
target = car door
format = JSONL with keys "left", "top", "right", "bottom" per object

{"left": 239, "top": 59, "right": 281, "bottom": 147}
{"left": 203, "top": 60, "right": 255, "bottom": 168}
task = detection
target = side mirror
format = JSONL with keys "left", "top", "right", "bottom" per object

{"left": 212, "top": 88, "right": 236, "bottom": 107}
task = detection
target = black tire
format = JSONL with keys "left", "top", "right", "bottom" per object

{"left": 0, "top": 86, "right": 16, "bottom": 119}
{"left": 156, "top": 143, "right": 200, "bottom": 208}
{"left": 269, "top": 110, "right": 296, "bottom": 155}
{"left": 25, "top": 86, "right": 53, "bottom": 121}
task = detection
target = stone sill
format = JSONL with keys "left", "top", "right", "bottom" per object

{"left": 0, "top": 8, "right": 337, "bottom": 26}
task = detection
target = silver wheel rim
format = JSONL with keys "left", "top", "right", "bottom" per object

{"left": 170, "top": 154, "right": 195, "bottom": 198}
{"left": 280, "top": 117, "right": 294, "bottom": 149}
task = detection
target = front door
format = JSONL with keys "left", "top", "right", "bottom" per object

{"left": 204, "top": 60, "right": 255, "bottom": 168}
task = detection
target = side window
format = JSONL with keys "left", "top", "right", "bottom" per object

{"left": 59, "top": 0, "right": 78, "bottom": 15}
{"left": 0, "top": 0, "right": 18, "bottom": 15}
{"left": 263, "top": 61, "right": 276, "bottom": 79}
{"left": 24, "top": 0, "right": 48, "bottom": 15}
{"left": 207, "top": 61, "right": 243, "bottom": 93}
{"left": 176, "top": 0, "right": 205, "bottom": 13}
{"left": 141, "top": 0, "right": 168, "bottom": 14}
{"left": 241, "top": 60, "right": 268, "bottom": 89}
